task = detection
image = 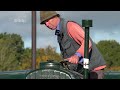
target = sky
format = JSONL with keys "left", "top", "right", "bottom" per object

{"left": 0, "top": 11, "right": 120, "bottom": 53}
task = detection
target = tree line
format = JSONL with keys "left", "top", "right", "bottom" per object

{"left": 0, "top": 33, "right": 120, "bottom": 71}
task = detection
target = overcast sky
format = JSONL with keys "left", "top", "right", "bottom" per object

{"left": 0, "top": 11, "right": 120, "bottom": 53}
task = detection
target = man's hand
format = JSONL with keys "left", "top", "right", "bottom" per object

{"left": 67, "top": 54, "right": 79, "bottom": 64}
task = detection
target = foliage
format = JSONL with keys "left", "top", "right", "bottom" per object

{"left": 18, "top": 46, "right": 62, "bottom": 70}
{"left": 96, "top": 40, "right": 120, "bottom": 70}
{"left": 36, "top": 45, "right": 62, "bottom": 69}
{"left": 18, "top": 48, "right": 32, "bottom": 70}
{"left": 0, "top": 32, "right": 24, "bottom": 71}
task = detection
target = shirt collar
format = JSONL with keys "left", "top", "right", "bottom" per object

{"left": 55, "top": 20, "right": 61, "bottom": 35}
{"left": 56, "top": 21, "right": 60, "bottom": 30}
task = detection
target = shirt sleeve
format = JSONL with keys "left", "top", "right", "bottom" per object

{"left": 67, "top": 21, "right": 92, "bottom": 57}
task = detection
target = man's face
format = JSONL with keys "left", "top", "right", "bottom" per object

{"left": 45, "top": 17, "right": 59, "bottom": 30}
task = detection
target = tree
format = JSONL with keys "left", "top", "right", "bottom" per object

{"left": 36, "top": 46, "right": 62, "bottom": 69}
{"left": 96, "top": 40, "right": 120, "bottom": 69}
{"left": 19, "top": 48, "right": 32, "bottom": 70}
{"left": 0, "top": 32, "right": 24, "bottom": 71}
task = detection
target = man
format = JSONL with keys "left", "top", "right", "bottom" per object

{"left": 40, "top": 11, "right": 106, "bottom": 79}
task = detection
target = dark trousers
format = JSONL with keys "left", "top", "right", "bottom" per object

{"left": 67, "top": 63, "right": 104, "bottom": 79}
{"left": 89, "top": 69, "right": 105, "bottom": 79}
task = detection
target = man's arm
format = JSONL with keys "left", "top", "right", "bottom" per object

{"left": 67, "top": 21, "right": 92, "bottom": 57}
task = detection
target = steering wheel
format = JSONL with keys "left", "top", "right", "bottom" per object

{"left": 60, "top": 60, "right": 70, "bottom": 70}
{"left": 60, "top": 59, "right": 84, "bottom": 75}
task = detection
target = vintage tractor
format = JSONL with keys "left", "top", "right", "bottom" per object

{"left": 26, "top": 60, "right": 83, "bottom": 79}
